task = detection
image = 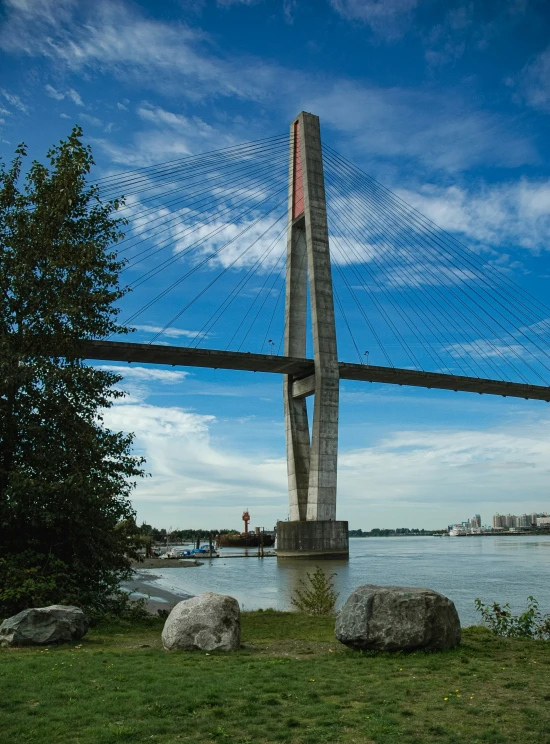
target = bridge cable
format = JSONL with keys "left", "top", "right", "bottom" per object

{"left": 325, "top": 200, "right": 437, "bottom": 371}
{"left": 115, "top": 192, "right": 287, "bottom": 332}
{"left": 188, "top": 222, "right": 288, "bottom": 350}
{"left": 94, "top": 137, "right": 289, "bottom": 195}
{"left": 323, "top": 144, "right": 550, "bottom": 329}
{"left": 325, "top": 171, "right": 532, "bottom": 383}
{"left": 92, "top": 134, "right": 289, "bottom": 188}
{"left": 326, "top": 180, "right": 477, "bottom": 378}
{"left": 325, "top": 156, "right": 550, "bottom": 384}
{"left": 113, "top": 157, "right": 289, "bottom": 251}
{"left": 323, "top": 160, "right": 513, "bottom": 380}
{"left": 324, "top": 146, "right": 550, "bottom": 345}
{"left": 146, "top": 202, "right": 289, "bottom": 344}
{"left": 125, "top": 183, "right": 288, "bottom": 291}
{"left": 325, "top": 213, "right": 394, "bottom": 367}
{"left": 323, "top": 152, "right": 550, "bottom": 384}
{"left": 120, "top": 165, "right": 289, "bottom": 270}
{"left": 333, "top": 284, "right": 364, "bottom": 364}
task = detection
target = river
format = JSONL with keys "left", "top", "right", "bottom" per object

{"left": 129, "top": 534, "right": 550, "bottom": 627}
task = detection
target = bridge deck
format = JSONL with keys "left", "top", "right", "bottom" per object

{"left": 80, "top": 340, "right": 550, "bottom": 402}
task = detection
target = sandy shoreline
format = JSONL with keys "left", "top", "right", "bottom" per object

{"left": 124, "top": 560, "right": 202, "bottom": 614}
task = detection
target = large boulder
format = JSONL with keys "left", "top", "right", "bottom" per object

{"left": 335, "top": 584, "right": 461, "bottom": 652}
{"left": 162, "top": 592, "right": 240, "bottom": 651}
{"left": 0, "top": 605, "right": 89, "bottom": 647}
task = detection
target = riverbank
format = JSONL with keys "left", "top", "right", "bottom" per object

{"left": 123, "top": 568, "right": 198, "bottom": 613}
{"left": 2, "top": 613, "right": 549, "bottom": 743}
{"left": 130, "top": 558, "right": 203, "bottom": 569}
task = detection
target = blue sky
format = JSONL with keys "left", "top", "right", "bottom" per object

{"left": 1, "top": 0, "right": 550, "bottom": 531}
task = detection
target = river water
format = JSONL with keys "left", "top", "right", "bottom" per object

{"left": 132, "top": 535, "right": 550, "bottom": 627}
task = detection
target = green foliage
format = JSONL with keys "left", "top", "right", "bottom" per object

{"left": 0, "top": 128, "right": 145, "bottom": 618}
{"left": 85, "top": 589, "right": 153, "bottom": 626}
{"left": 290, "top": 566, "right": 339, "bottom": 616}
{"left": 475, "top": 596, "right": 550, "bottom": 640}
{"left": 0, "top": 551, "right": 78, "bottom": 618}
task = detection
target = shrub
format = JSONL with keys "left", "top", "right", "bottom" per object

{"left": 291, "top": 567, "right": 339, "bottom": 616}
{"left": 475, "top": 596, "right": 550, "bottom": 640}
{"left": 0, "top": 551, "right": 78, "bottom": 620}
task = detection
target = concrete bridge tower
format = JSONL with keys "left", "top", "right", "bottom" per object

{"left": 276, "top": 112, "right": 349, "bottom": 559}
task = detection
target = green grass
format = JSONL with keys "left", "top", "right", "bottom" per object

{"left": 1, "top": 612, "right": 550, "bottom": 743}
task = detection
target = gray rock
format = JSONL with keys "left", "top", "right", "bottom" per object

{"left": 0, "top": 605, "right": 89, "bottom": 647}
{"left": 162, "top": 592, "right": 240, "bottom": 651}
{"left": 335, "top": 584, "right": 461, "bottom": 652}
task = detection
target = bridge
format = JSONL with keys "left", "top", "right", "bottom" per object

{"left": 85, "top": 111, "right": 550, "bottom": 559}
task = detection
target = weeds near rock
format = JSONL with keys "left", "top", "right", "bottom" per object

{"left": 475, "top": 596, "right": 550, "bottom": 639}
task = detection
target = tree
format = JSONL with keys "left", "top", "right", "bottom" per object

{"left": 0, "top": 127, "right": 145, "bottom": 618}
{"left": 290, "top": 567, "right": 339, "bottom": 616}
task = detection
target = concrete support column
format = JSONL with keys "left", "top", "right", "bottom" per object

{"left": 280, "top": 111, "right": 348, "bottom": 559}
{"left": 283, "top": 224, "right": 310, "bottom": 521}
{"left": 299, "top": 113, "right": 340, "bottom": 522}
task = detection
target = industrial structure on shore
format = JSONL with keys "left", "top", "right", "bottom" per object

{"left": 218, "top": 511, "right": 275, "bottom": 548}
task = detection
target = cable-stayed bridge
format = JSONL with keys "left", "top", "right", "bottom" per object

{"left": 82, "top": 112, "right": 550, "bottom": 559}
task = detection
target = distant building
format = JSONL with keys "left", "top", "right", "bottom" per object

{"left": 492, "top": 514, "right": 505, "bottom": 530}
{"left": 537, "top": 516, "right": 550, "bottom": 527}
{"left": 470, "top": 515, "right": 481, "bottom": 529}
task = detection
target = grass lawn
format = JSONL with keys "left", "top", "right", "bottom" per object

{"left": 1, "top": 611, "right": 549, "bottom": 743}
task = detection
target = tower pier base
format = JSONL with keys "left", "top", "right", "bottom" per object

{"left": 276, "top": 520, "right": 349, "bottom": 559}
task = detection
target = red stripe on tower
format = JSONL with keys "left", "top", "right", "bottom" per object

{"left": 292, "top": 120, "right": 304, "bottom": 220}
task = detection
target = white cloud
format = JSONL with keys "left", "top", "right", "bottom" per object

{"left": 45, "top": 83, "right": 83, "bottom": 105}
{"left": 80, "top": 112, "right": 102, "bottom": 126}
{"left": 170, "top": 213, "right": 287, "bottom": 271}
{"left": 0, "top": 0, "right": 268, "bottom": 101}
{"left": 133, "top": 324, "right": 206, "bottom": 339}
{"left": 0, "top": 88, "right": 28, "bottom": 113}
{"left": 309, "top": 81, "right": 536, "bottom": 172}
{"left": 0, "top": 0, "right": 538, "bottom": 175}
{"left": 396, "top": 179, "right": 550, "bottom": 254}
{"left": 97, "top": 390, "right": 550, "bottom": 527}
{"left": 98, "top": 365, "right": 188, "bottom": 383}
{"left": 102, "top": 401, "right": 287, "bottom": 520}
{"left": 216, "top": 0, "right": 261, "bottom": 6}
{"left": 67, "top": 88, "right": 83, "bottom": 105}
{"left": 137, "top": 103, "right": 213, "bottom": 135}
{"left": 45, "top": 83, "right": 64, "bottom": 100}
{"left": 329, "top": 0, "right": 418, "bottom": 38}
{"left": 339, "top": 420, "right": 550, "bottom": 515}
{"left": 92, "top": 104, "right": 236, "bottom": 167}
{"left": 512, "top": 45, "right": 550, "bottom": 112}
{"left": 283, "top": 0, "right": 296, "bottom": 23}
